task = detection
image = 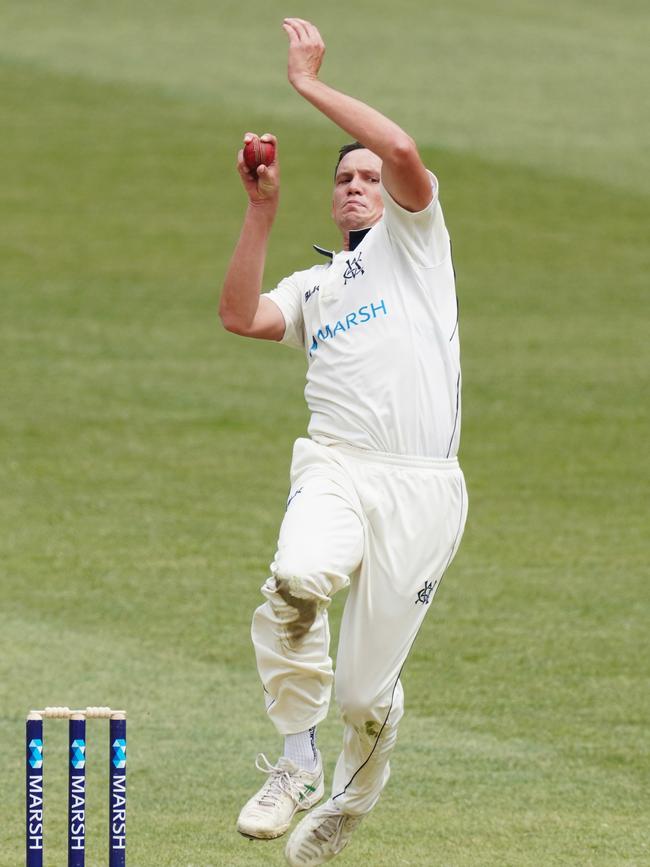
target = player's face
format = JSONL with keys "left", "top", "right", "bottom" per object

{"left": 331, "top": 149, "right": 384, "bottom": 232}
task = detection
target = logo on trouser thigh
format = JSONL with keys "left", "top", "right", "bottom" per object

{"left": 415, "top": 579, "right": 438, "bottom": 605}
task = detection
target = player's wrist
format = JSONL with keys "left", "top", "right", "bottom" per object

{"left": 290, "top": 72, "right": 320, "bottom": 96}
{"left": 246, "top": 198, "right": 279, "bottom": 223}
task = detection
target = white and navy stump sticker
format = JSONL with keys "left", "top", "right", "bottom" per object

{"left": 68, "top": 717, "right": 86, "bottom": 866}
{"left": 26, "top": 718, "right": 44, "bottom": 867}
{"left": 109, "top": 717, "right": 127, "bottom": 866}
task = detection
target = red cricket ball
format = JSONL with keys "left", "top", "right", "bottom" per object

{"left": 243, "top": 136, "right": 275, "bottom": 173}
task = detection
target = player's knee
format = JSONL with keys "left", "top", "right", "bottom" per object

{"left": 274, "top": 576, "right": 319, "bottom": 643}
{"left": 260, "top": 560, "right": 332, "bottom": 644}
{"left": 340, "top": 700, "right": 392, "bottom": 745}
{"left": 337, "top": 686, "right": 403, "bottom": 735}
{"left": 341, "top": 706, "right": 400, "bottom": 752}
{"left": 338, "top": 691, "right": 381, "bottom": 725}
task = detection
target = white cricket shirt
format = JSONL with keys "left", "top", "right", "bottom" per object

{"left": 264, "top": 174, "right": 461, "bottom": 459}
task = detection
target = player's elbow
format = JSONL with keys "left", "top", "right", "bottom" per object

{"left": 390, "top": 134, "right": 418, "bottom": 163}
{"left": 219, "top": 307, "right": 249, "bottom": 335}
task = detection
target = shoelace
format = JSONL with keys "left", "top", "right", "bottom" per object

{"left": 254, "top": 753, "right": 305, "bottom": 807}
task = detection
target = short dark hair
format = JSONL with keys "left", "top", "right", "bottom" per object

{"left": 334, "top": 141, "right": 366, "bottom": 178}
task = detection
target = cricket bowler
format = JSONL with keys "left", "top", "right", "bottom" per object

{"left": 219, "top": 17, "right": 468, "bottom": 866}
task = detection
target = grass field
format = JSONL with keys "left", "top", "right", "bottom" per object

{"left": 1, "top": 1, "right": 648, "bottom": 865}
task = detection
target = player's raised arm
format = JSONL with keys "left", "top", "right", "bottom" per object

{"left": 281, "top": 18, "right": 432, "bottom": 213}
{"left": 219, "top": 133, "right": 286, "bottom": 341}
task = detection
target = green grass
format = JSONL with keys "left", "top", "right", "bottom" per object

{"left": 1, "top": 1, "right": 648, "bottom": 864}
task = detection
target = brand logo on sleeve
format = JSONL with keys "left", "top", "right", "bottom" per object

{"left": 286, "top": 487, "right": 304, "bottom": 510}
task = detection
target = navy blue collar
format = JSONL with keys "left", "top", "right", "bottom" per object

{"left": 348, "top": 227, "right": 371, "bottom": 251}
{"left": 313, "top": 227, "right": 371, "bottom": 261}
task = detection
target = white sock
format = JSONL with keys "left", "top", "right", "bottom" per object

{"left": 284, "top": 727, "right": 317, "bottom": 771}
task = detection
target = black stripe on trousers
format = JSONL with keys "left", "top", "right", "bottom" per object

{"left": 332, "top": 478, "right": 466, "bottom": 805}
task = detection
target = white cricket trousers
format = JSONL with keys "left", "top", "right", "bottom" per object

{"left": 252, "top": 437, "right": 468, "bottom": 816}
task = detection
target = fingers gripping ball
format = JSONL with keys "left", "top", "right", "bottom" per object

{"left": 243, "top": 136, "right": 275, "bottom": 173}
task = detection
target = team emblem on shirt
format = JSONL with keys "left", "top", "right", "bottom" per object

{"left": 343, "top": 251, "right": 365, "bottom": 284}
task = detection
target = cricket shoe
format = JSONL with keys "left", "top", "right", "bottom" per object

{"left": 237, "top": 752, "right": 324, "bottom": 840}
{"left": 284, "top": 798, "right": 364, "bottom": 865}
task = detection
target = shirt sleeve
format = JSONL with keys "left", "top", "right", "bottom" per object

{"left": 379, "top": 170, "right": 450, "bottom": 268}
{"left": 262, "top": 272, "right": 305, "bottom": 350}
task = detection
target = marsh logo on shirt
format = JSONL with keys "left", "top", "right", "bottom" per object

{"left": 308, "top": 299, "right": 388, "bottom": 356}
